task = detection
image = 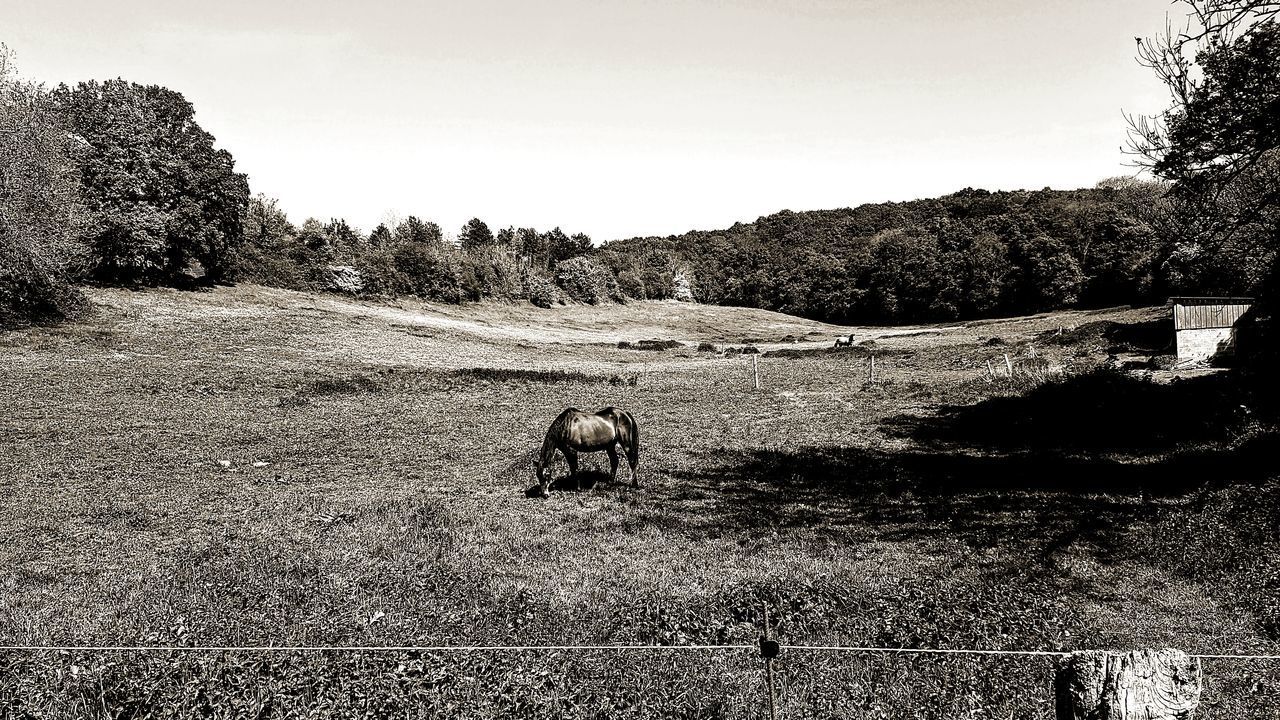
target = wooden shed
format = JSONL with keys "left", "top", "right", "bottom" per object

{"left": 1169, "top": 296, "right": 1254, "bottom": 363}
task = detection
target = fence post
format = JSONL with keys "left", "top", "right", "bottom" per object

{"left": 760, "top": 604, "right": 780, "bottom": 720}
{"left": 1055, "top": 649, "right": 1201, "bottom": 720}
{"left": 1004, "top": 353, "right": 1013, "bottom": 376}
{"left": 752, "top": 354, "right": 760, "bottom": 390}
{"left": 868, "top": 355, "right": 876, "bottom": 383}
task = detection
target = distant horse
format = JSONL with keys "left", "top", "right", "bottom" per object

{"left": 834, "top": 336, "right": 853, "bottom": 348}
{"left": 534, "top": 407, "right": 639, "bottom": 496}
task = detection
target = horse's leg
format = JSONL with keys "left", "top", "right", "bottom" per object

{"left": 565, "top": 450, "right": 580, "bottom": 491}
{"left": 607, "top": 446, "right": 619, "bottom": 484}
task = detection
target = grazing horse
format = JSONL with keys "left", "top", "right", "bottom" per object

{"left": 834, "top": 335, "right": 853, "bottom": 348}
{"left": 534, "top": 407, "right": 639, "bottom": 496}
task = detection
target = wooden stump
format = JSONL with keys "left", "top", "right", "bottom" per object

{"left": 1057, "top": 649, "right": 1202, "bottom": 720}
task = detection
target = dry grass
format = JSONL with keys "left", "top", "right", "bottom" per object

{"left": 0, "top": 285, "right": 1275, "bottom": 718}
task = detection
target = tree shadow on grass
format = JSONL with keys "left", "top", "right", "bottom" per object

{"left": 885, "top": 367, "right": 1255, "bottom": 454}
{"left": 649, "top": 369, "right": 1271, "bottom": 556}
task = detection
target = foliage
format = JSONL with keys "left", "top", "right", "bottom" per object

{"left": 524, "top": 269, "right": 561, "bottom": 308}
{"left": 360, "top": 241, "right": 461, "bottom": 302}
{"left": 0, "top": 45, "right": 88, "bottom": 326}
{"left": 598, "top": 186, "right": 1173, "bottom": 323}
{"left": 458, "top": 217, "right": 494, "bottom": 251}
{"left": 554, "top": 255, "right": 622, "bottom": 304}
{"left": 1130, "top": 2, "right": 1280, "bottom": 364}
{"left": 50, "top": 79, "right": 250, "bottom": 284}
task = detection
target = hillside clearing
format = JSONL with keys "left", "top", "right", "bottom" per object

{"left": 0, "top": 286, "right": 1275, "bottom": 718}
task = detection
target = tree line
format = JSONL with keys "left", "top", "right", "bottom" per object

{"left": 2, "top": 0, "right": 1278, "bottom": 336}
{"left": 597, "top": 181, "right": 1195, "bottom": 324}
{"left": 0, "top": 46, "right": 622, "bottom": 324}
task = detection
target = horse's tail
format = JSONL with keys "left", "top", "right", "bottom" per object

{"left": 615, "top": 408, "right": 639, "bottom": 463}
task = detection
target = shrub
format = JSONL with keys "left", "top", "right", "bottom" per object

{"left": 325, "top": 265, "right": 363, "bottom": 294}
{"left": 615, "top": 269, "right": 646, "bottom": 299}
{"left": 0, "top": 242, "right": 88, "bottom": 327}
{"left": 634, "top": 339, "right": 682, "bottom": 351}
{"left": 231, "top": 244, "right": 309, "bottom": 290}
{"left": 525, "top": 271, "right": 560, "bottom": 308}
{"left": 698, "top": 342, "right": 716, "bottom": 352}
{"left": 554, "top": 256, "right": 621, "bottom": 304}
{"left": 0, "top": 50, "right": 90, "bottom": 326}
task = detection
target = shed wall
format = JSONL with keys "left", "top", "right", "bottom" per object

{"left": 1175, "top": 327, "right": 1236, "bottom": 362}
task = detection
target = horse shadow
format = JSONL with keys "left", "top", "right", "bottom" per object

{"left": 523, "top": 469, "right": 616, "bottom": 497}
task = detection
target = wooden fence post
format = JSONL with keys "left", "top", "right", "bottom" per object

{"left": 1004, "top": 353, "right": 1014, "bottom": 376}
{"left": 1056, "top": 649, "right": 1201, "bottom": 720}
{"left": 760, "top": 604, "right": 779, "bottom": 720}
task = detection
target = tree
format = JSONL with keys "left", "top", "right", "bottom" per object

{"left": 458, "top": 218, "right": 494, "bottom": 250}
{"left": 1130, "top": 3, "right": 1280, "bottom": 284}
{"left": 1131, "top": 1, "right": 1280, "bottom": 364}
{"left": 243, "top": 195, "right": 294, "bottom": 250}
{"left": 369, "top": 223, "right": 393, "bottom": 247}
{"left": 395, "top": 216, "right": 443, "bottom": 246}
{"left": 1130, "top": 1, "right": 1280, "bottom": 194}
{"left": 51, "top": 79, "right": 250, "bottom": 283}
{"left": 1011, "top": 235, "right": 1086, "bottom": 310}
{"left": 0, "top": 45, "right": 88, "bottom": 325}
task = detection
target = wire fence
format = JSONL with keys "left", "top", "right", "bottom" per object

{"left": 2, "top": 643, "right": 1278, "bottom": 660}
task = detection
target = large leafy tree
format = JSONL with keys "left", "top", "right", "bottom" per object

{"left": 51, "top": 79, "right": 249, "bottom": 283}
{"left": 1129, "top": 2, "right": 1280, "bottom": 292}
{"left": 1130, "top": 1, "right": 1280, "bottom": 366}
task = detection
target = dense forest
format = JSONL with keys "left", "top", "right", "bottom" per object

{"left": 2, "top": 0, "right": 1278, "bottom": 335}
{"left": 595, "top": 182, "right": 1216, "bottom": 324}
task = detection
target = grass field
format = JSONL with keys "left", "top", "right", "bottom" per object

{"left": 1, "top": 285, "right": 1277, "bottom": 718}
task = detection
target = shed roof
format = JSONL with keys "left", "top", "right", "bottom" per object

{"left": 1169, "top": 297, "right": 1254, "bottom": 331}
{"left": 1168, "top": 296, "right": 1255, "bottom": 304}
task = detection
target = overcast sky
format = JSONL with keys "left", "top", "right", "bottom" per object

{"left": 6, "top": 0, "right": 1174, "bottom": 241}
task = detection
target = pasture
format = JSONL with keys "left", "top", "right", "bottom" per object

{"left": 1, "top": 285, "right": 1277, "bottom": 718}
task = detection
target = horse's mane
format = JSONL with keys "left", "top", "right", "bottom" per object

{"left": 539, "top": 408, "right": 579, "bottom": 466}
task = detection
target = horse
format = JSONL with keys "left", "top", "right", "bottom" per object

{"left": 834, "top": 335, "right": 853, "bottom": 348}
{"left": 534, "top": 407, "right": 639, "bottom": 496}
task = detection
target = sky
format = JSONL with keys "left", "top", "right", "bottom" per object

{"left": 5, "top": 0, "right": 1175, "bottom": 242}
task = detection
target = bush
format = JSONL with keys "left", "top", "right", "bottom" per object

{"left": 0, "top": 242, "right": 88, "bottom": 327}
{"left": 525, "top": 271, "right": 560, "bottom": 308}
{"left": 698, "top": 342, "right": 716, "bottom": 352}
{"left": 231, "top": 245, "right": 309, "bottom": 290}
{"left": 554, "top": 256, "right": 621, "bottom": 304}
{"left": 634, "top": 339, "right": 682, "bottom": 351}
{"left": 359, "top": 243, "right": 462, "bottom": 303}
